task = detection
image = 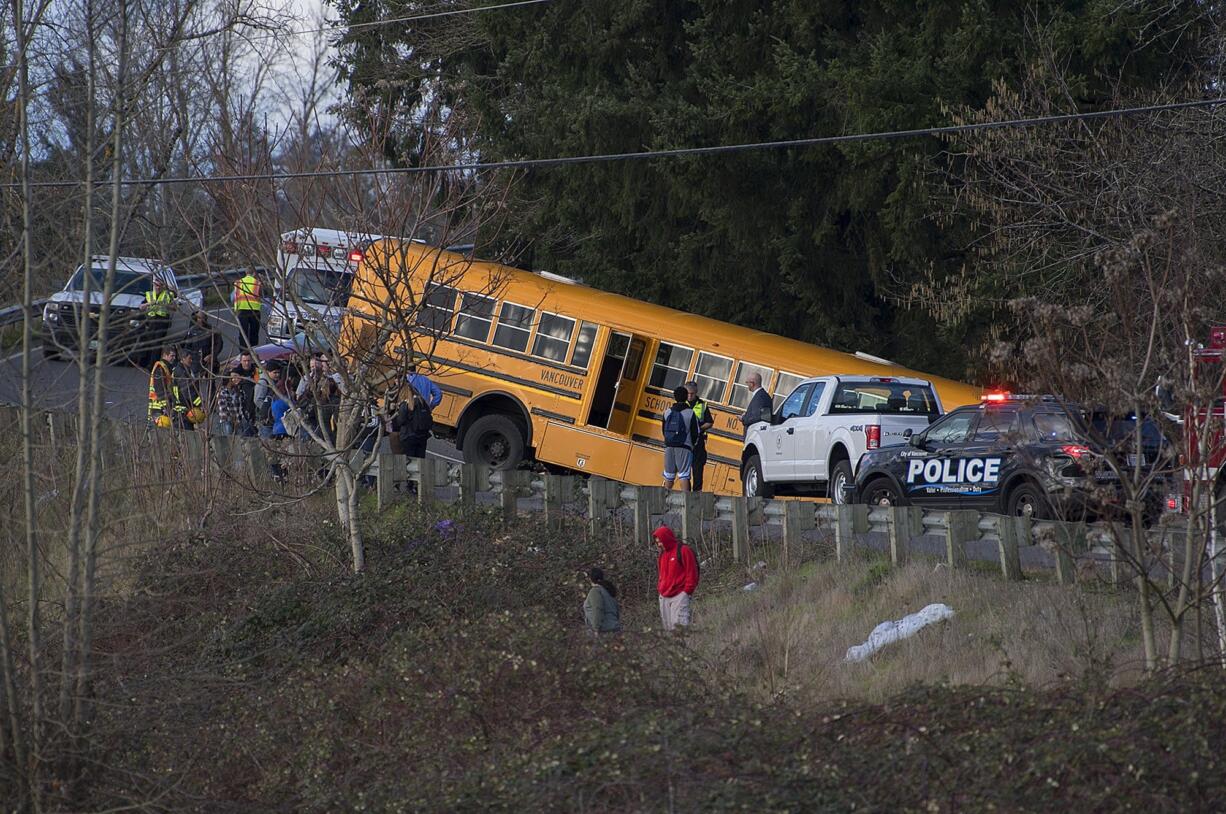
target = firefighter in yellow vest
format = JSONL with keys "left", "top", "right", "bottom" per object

{"left": 232, "top": 271, "right": 262, "bottom": 349}
{"left": 148, "top": 346, "right": 179, "bottom": 429}
{"left": 141, "top": 277, "right": 175, "bottom": 366}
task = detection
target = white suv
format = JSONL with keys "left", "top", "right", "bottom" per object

{"left": 741, "top": 375, "right": 943, "bottom": 501}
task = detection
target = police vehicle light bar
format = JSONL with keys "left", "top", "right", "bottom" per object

{"left": 982, "top": 392, "right": 1010, "bottom": 402}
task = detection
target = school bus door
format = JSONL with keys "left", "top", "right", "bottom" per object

{"left": 586, "top": 330, "right": 648, "bottom": 435}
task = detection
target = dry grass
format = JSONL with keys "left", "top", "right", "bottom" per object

{"left": 694, "top": 553, "right": 1151, "bottom": 703}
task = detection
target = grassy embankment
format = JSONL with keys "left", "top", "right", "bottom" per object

{"left": 11, "top": 481, "right": 1212, "bottom": 812}
{"left": 0, "top": 402, "right": 1216, "bottom": 811}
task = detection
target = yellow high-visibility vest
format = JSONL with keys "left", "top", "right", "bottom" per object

{"left": 148, "top": 360, "right": 176, "bottom": 416}
{"left": 234, "top": 274, "right": 262, "bottom": 312}
{"left": 144, "top": 288, "right": 172, "bottom": 318}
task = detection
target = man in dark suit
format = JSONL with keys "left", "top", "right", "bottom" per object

{"left": 740, "top": 371, "right": 773, "bottom": 437}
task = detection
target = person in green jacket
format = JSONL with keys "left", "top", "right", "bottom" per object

{"left": 583, "top": 568, "right": 622, "bottom": 634}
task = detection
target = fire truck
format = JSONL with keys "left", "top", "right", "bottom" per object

{"left": 1176, "top": 326, "right": 1226, "bottom": 516}
{"left": 266, "top": 228, "right": 377, "bottom": 344}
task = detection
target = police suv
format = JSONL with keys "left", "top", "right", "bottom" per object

{"left": 849, "top": 394, "right": 1165, "bottom": 519}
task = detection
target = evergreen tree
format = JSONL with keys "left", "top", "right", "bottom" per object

{"left": 333, "top": 0, "right": 1208, "bottom": 377}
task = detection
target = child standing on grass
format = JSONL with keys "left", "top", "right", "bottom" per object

{"left": 583, "top": 568, "right": 622, "bottom": 634}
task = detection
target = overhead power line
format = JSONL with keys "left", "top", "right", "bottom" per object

{"left": 0, "top": 0, "right": 554, "bottom": 69}
{"left": 8, "top": 97, "right": 1226, "bottom": 190}
{"left": 287, "top": 0, "right": 554, "bottom": 40}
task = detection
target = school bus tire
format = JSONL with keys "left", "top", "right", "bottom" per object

{"left": 462, "top": 414, "right": 526, "bottom": 470}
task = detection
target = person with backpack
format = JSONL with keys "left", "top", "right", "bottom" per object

{"left": 661, "top": 384, "right": 700, "bottom": 491}
{"left": 583, "top": 567, "right": 622, "bottom": 635}
{"left": 653, "top": 525, "right": 700, "bottom": 631}
{"left": 391, "top": 385, "right": 433, "bottom": 459}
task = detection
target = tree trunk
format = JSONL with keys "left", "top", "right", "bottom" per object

{"left": 1132, "top": 525, "right": 1158, "bottom": 671}
{"left": 74, "top": 0, "right": 128, "bottom": 739}
{"left": 14, "top": 0, "right": 45, "bottom": 796}
{"left": 58, "top": 0, "right": 97, "bottom": 735}
{"left": 335, "top": 466, "right": 365, "bottom": 573}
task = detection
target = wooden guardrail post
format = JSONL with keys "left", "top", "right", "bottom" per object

{"left": 731, "top": 497, "right": 751, "bottom": 564}
{"left": 545, "top": 474, "right": 577, "bottom": 530}
{"left": 414, "top": 457, "right": 438, "bottom": 505}
{"left": 886, "top": 506, "right": 923, "bottom": 566}
{"left": 498, "top": 470, "right": 532, "bottom": 521}
{"left": 995, "top": 516, "right": 1025, "bottom": 581}
{"left": 587, "top": 476, "right": 619, "bottom": 537}
{"left": 834, "top": 504, "right": 869, "bottom": 561}
{"left": 376, "top": 452, "right": 400, "bottom": 510}
{"left": 1051, "top": 521, "right": 1083, "bottom": 586}
{"left": 632, "top": 486, "right": 669, "bottom": 543}
{"left": 680, "top": 491, "right": 715, "bottom": 546}
{"left": 457, "top": 463, "right": 476, "bottom": 506}
{"left": 944, "top": 510, "right": 977, "bottom": 568}
{"left": 782, "top": 501, "right": 815, "bottom": 570}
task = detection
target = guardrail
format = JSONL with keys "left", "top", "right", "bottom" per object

{"left": 203, "top": 438, "right": 1199, "bottom": 589}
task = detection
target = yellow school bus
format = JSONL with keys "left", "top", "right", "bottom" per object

{"left": 343, "top": 240, "right": 981, "bottom": 495}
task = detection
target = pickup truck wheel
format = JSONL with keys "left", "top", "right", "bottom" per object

{"left": 742, "top": 454, "right": 773, "bottom": 499}
{"left": 1006, "top": 481, "right": 1052, "bottom": 520}
{"left": 828, "top": 460, "right": 853, "bottom": 504}
{"left": 862, "top": 478, "right": 904, "bottom": 507}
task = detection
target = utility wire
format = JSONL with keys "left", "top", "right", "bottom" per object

{"left": 0, "top": 0, "right": 554, "bottom": 69}
{"left": 8, "top": 96, "right": 1226, "bottom": 189}
{"left": 284, "top": 0, "right": 553, "bottom": 41}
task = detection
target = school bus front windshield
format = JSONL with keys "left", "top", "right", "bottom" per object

{"left": 343, "top": 240, "right": 982, "bottom": 495}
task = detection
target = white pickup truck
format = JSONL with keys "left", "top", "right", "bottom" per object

{"left": 741, "top": 375, "right": 943, "bottom": 502}
{"left": 41, "top": 256, "right": 202, "bottom": 365}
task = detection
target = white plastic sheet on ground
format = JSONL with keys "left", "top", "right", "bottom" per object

{"left": 843, "top": 603, "right": 954, "bottom": 663}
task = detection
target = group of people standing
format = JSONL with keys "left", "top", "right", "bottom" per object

{"left": 145, "top": 311, "right": 225, "bottom": 430}
{"left": 660, "top": 370, "right": 774, "bottom": 492}
{"left": 583, "top": 524, "right": 701, "bottom": 635}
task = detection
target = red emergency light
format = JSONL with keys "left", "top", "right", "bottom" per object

{"left": 981, "top": 392, "right": 1011, "bottom": 402}
{"left": 348, "top": 250, "right": 364, "bottom": 263}
{"left": 1060, "top": 444, "right": 1092, "bottom": 459}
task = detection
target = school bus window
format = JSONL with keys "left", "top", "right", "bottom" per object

{"left": 730, "top": 361, "right": 774, "bottom": 409}
{"left": 454, "top": 292, "right": 496, "bottom": 342}
{"left": 693, "top": 351, "right": 733, "bottom": 403}
{"left": 492, "top": 302, "right": 535, "bottom": 352}
{"left": 532, "top": 312, "right": 576, "bottom": 362}
{"left": 416, "top": 282, "right": 457, "bottom": 333}
{"left": 569, "top": 321, "right": 598, "bottom": 369}
{"left": 776, "top": 372, "right": 805, "bottom": 402}
{"left": 649, "top": 342, "right": 694, "bottom": 392}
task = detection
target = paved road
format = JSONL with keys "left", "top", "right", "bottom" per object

{"left": 0, "top": 307, "right": 465, "bottom": 463}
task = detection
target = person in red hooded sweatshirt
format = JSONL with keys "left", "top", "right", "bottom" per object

{"left": 653, "top": 525, "right": 700, "bottom": 631}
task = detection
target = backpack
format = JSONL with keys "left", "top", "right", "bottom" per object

{"left": 410, "top": 400, "right": 433, "bottom": 434}
{"left": 663, "top": 408, "right": 689, "bottom": 447}
{"left": 676, "top": 543, "right": 700, "bottom": 582}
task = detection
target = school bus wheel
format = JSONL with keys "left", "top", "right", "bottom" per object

{"left": 462, "top": 414, "right": 526, "bottom": 470}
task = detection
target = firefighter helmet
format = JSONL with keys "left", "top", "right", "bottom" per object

{"left": 154, "top": 415, "right": 173, "bottom": 429}
{"left": 186, "top": 407, "right": 205, "bottom": 425}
